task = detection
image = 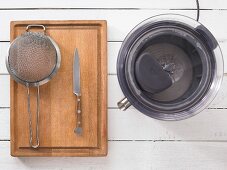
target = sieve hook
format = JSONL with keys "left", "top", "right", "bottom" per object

{"left": 26, "top": 24, "right": 46, "bottom": 34}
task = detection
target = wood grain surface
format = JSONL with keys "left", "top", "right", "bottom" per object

{"left": 10, "top": 20, "right": 107, "bottom": 156}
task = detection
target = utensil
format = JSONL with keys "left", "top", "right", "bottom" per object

{"left": 73, "top": 49, "right": 82, "bottom": 135}
{"left": 118, "top": 52, "right": 173, "bottom": 110}
{"left": 135, "top": 52, "right": 172, "bottom": 93}
{"left": 6, "top": 24, "right": 61, "bottom": 148}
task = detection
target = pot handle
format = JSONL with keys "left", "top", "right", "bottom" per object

{"left": 117, "top": 97, "right": 131, "bottom": 111}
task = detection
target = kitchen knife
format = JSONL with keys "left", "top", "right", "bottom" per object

{"left": 73, "top": 48, "right": 82, "bottom": 135}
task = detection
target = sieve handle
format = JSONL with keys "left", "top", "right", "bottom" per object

{"left": 26, "top": 25, "right": 46, "bottom": 34}
{"left": 27, "top": 85, "right": 40, "bottom": 149}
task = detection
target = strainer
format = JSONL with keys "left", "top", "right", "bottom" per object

{"left": 6, "top": 25, "right": 61, "bottom": 148}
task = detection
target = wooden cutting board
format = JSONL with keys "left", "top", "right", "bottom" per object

{"left": 10, "top": 20, "right": 107, "bottom": 156}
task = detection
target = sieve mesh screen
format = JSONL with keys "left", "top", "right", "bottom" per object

{"left": 8, "top": 32, "right": 57, "bottom": 83}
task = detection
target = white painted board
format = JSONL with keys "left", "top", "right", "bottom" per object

{"left": 0, "top": 0, "right": 226, "bottom": 9}
{"left": 1, "top": 141, "right": 227, "bottom": 170}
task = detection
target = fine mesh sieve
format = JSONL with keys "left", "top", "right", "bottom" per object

{"left": 6, "top": 25, "right": 61, "bottom": 148}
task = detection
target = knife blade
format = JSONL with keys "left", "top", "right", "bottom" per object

{"left": 73, "top": 49, "right": 80, "bottom": 96}
{"left": 73, "top": 48, "right": 82, "bottom": 135}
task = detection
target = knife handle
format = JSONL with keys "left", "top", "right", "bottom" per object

{"left": 75, "top": 95, "right": 82, "bottom": 135}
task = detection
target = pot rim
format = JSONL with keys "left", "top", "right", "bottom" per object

{"left": 117, "top": 14, "right": 224, "bottom": 121}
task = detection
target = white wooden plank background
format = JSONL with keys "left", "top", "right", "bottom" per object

{"left": 1, "top": 0, "right": 227, "bottom": 169}
{"left": 0, "top": 0, "right": 226, "bottom": 9}
{"left": 1, "top": 141, "right": 227, "bottom": 170}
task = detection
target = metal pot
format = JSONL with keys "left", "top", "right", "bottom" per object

{"left": 117, "top": 14, "right": 223, "bottom": 120}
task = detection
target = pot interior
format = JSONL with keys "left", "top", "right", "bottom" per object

{"left": 138, "top": 34, "right": 203, "bottom": 103}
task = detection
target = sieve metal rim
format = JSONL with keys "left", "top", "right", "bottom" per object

{"left": 6, "top": 33, "right": 61, "bottom": 87}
